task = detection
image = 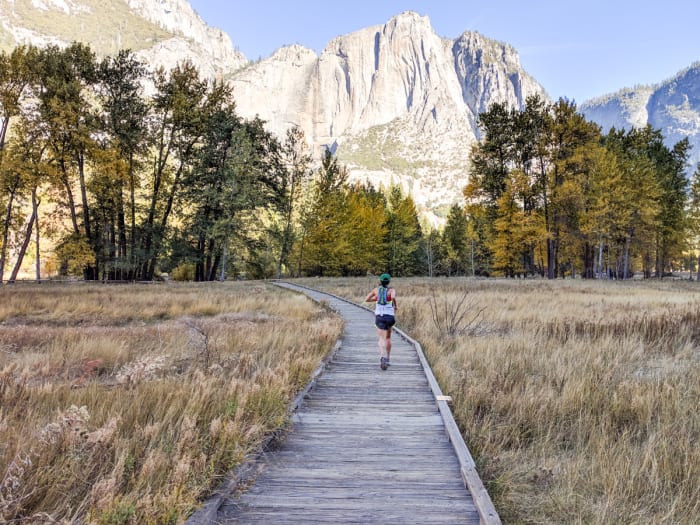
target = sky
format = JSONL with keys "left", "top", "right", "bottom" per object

{"left": 188, "top": 1, "right": 700, "bottom": 103}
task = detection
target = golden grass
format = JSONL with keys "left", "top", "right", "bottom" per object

{"left": 301, "top": 276, "right": 700, "bottom": 524}
{"left": 0, "top": 282, "right": 342, "bottom": 524}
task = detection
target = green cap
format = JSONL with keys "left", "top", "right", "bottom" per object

{"left": 379, "top": 273, "right": 391, "bottom": 284}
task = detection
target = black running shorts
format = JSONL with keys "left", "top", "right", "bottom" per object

{"left": 375, "top": 314, "right": 395, "bottom": 330}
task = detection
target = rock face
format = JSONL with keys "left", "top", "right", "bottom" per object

{"left": 581, "top": 63, "right": 700, "bottom": 170}
{"left": 0, "top": 0, "right": 248, "bottom": 78}
{"left": 229, "top": 12, "right": 548, "bottom": 218}
{"left": 125, "top": 0, "right": 247, "bottom": 76}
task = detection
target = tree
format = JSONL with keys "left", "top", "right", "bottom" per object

{"left": 5, "top": 117, "right": 51, "bottom": 282}
{"left": 579, "top": 145, "right": 629, "bottom": 279}
{"left": 343, "top": 182, "right": 387, "bottom": 275}
{"left": 0, "top": 45, "right": 41, "bottom": 283}
{"left": 545, "top": 99, "right": 602, "bottom": 278}
{"left": 139, "top": 61, "right": 210, "bottom": 280}
{"left": 442, "top": 204, "right": 469, "bottom": 276}
{"left": 603, "top": 127, "right": 661, "bottom": 278}
{"left": 651, "top": 134, "right": 690, "bottom": 275}
{"left": 385, "top": 185, "right": 423, "bottom": 276}
{"left": 95, "top": 49, "right": 149, "bottom": 279}
{"left": 275, "top": 126, "right": 312, "bottom": 278}
{"left": 491, "top": 170, "right": 543, "bottom": 277}
{"left": 688, "top": 164, "right": 700, "bottom": 280}
{"left": 38, "top": 43, "right": 100, "bottom": 278}
{"left": 301, "top": 148, "right": 350, "bottom": 276}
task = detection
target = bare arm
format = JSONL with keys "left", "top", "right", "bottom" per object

{"left": 364, "top": 288, "right": 377, "bottom": 303}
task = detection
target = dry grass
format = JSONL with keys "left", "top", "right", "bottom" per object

{"left": 0, "top": 281, "right": 342, "bottom": 524}
{"left": 301, "top": 276, "right": 700, "bottom": 524}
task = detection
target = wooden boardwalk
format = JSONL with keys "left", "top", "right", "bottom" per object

{"left": 194, "top": 282, "right": 499, "bottom": 525}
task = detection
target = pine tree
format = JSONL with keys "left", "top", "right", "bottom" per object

{"left": 442, "top": 203, "right": 469, "bottom": 276}
{"left": 275, "top": 126, "right": 312, "bottom": 278}
{"left": 301, "top": 149, "right": 350, "bottom": 276}
{"left": 344, "top": 182, "right": 387, "bottom": 275}
{"left": 385, "top": 185, "right": 422, "bottom": 276}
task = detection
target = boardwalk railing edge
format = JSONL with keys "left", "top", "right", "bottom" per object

{"left": 275, "top": 281, "right": 502, "bottom": 525}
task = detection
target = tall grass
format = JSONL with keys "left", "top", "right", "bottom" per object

{"left": 304, "top": 277, "right": 700, "bottom": 524}
{"left": 0, "top": 282, "right": 342, "bottom": 524}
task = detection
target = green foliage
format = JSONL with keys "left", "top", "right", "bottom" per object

{"left": 97, "top": 500, "right": 136, "bottom": 525}
{"left": 385, "top": 185, "right": 423, "bottom": 276}
{"left": 442, "top": 204, "right": 469, "bottom": 276}
{"left": 300, "top": 149, "right": 352, "bottom": 276}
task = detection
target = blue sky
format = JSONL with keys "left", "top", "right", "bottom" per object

{"left": 188, "top": 0, "right": 700, "bottom": 103}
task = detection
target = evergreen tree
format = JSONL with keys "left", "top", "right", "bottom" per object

{"left": 344, "top": 182, "right": 387, "bottom": 275}
{"left": 275, "top": 126, "right": 312, "bottom": 278}
{"left": 442, "top": 203, "right": 469, "bottom": 276}
{"left": 385, "top": 185, "right": 422, "bottom": 276}
{"left": 301, "top": 148, "right": 350, "bottom": 276}
{"left": 603, "top": 127, "right": 661, "bottom": 278}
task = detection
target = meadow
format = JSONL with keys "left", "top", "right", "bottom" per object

{"left": 2, "top": 277, "right": 699, "bottom": 524}
{"left": 303, "top": 276, "right": 700, "bottom": 524}
{"left": 0, "top": 282, "right": 342, "bottom": 524}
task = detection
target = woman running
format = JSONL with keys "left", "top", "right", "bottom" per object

{"left": 364, "top": 273, "right": 397, "bottom": 370}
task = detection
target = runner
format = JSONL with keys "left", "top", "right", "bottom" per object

{"left": 364, "top": 273, "right": 397, "bottom": 370}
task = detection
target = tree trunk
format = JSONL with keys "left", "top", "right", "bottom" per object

{"left": 117, "top": 180, "right": 127, "bottom": 280}
{"left": 0, "top": 115, "right": 10, "bottom": 150}
{"left": 8, "top": 203, "right": 36, "bottom": 282}
{"left": 129, "top": 153, "right": 137, "bottom": 279}
{"left": 297, "top": 229, "right": 307, "bottom": 277}
{"left": 0, "top": 188, "right": 17, "bottom": 284}
{"left": 208, "top": 253, "right": 221, "bottom": 282}
{"left": 547, "top": 238, "right": 555, "bottom": 279}
{"left": 34, "top": 189, "right": 41, "bottom": 283}
{"left": 61, "top": 169, "right": 80, "bottom": 235}
{"left": 623, "top": 233, "right": 631, "bottom": 279}
{"left": 78, "top": 153, "right": 91, "bottom": 241}
{"left": 219, "top": 244, "right": 227, "bottom": 281}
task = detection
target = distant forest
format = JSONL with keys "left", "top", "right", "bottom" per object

{"left": 1, "top": 43, "right": 699, "bottom": 282}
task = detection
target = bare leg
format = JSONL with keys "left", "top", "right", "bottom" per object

{"left": 385, "top": 328, "right": 392, "bottom": 360}
{"left": 377, "top": 328, "right": 388, "bottom": 358}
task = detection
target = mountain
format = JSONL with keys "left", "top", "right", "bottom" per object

{"left": 581, "top": 63, "right": 700, "bottom": 170}
{"left": 228, "top": 12, "right": 548, "bottom": 219}
{"left": 0, "top": 2, "right": 548, "bottom": 220}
